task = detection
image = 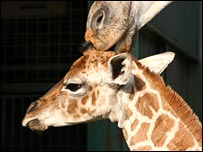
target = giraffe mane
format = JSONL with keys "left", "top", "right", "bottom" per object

{"left": 136, "top": 59, "right": 202, "bottom": 146}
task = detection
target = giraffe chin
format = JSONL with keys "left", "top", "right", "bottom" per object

{"left": 28, "top": 119, "right": 48, "bottom": 132}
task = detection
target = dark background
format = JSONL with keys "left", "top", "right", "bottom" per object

{"left": 1, "top": 1, "right": 87, "bottom": 151}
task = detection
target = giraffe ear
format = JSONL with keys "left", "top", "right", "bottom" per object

{"left": 136, "top": 1, "right": 172, "bottom": 30}
{"left": 108, "top": 53, "right": 132, "bottom": 85}
{"left": 138, "top": 52, "right": 175, "bottom": 74}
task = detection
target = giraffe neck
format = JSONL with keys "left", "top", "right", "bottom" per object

{"left": 115, "top": 61, "right": 202, "bottom": 151}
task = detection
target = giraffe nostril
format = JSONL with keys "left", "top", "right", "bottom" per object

{"left": 27, "top": 101, "right": 38, "bottom": 113}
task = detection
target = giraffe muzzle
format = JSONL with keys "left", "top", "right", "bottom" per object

{"left": 27, "top": 118, "right": 47, "bottom": 131}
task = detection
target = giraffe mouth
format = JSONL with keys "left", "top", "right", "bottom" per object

{"left": 27, "top": 119, "right": 48, "bottom": 131}
{"left": 107, "top": 42, "right": 117, "bottom": 52}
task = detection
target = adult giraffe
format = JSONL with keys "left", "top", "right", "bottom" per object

{"left": 85, "top": 1, "right": 172, "bottom": 53}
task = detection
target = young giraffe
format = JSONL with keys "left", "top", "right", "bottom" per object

{"left": 22, "top": 48, "right": 202, "bottom": 151}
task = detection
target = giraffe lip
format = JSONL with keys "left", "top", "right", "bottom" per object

{"left": 107, "top": 42, "right": 117, "bottom": 51}
{"left": 26, "top": 118, "right": 47, "bottom": 131}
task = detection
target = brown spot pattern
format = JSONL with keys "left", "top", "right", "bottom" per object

{"left": 81, "top": 95, "right": 89, "bottom": 105}
{"left": 134, "top": 76, "right": 146, "bottom": 91}
{"left": 130, "top": 122, "right": 150, "bottom": 146}
{"left": 162, "top": 98, "right": 176, "bottom": 116}
{"left": 167, "top": 123, "right": 195, "bottom": 150}
{"left": 89, "top": 85, "right": 93, "bottom": 92}
{"left": 126, "top": 107, "right": 133, "bottom": 118}
{"left": 131, "top": 118, "right": 139, "bottom": 131}
{"left": 96, "top": 89, "right": 99, "bottom": 97}
{"left": 80, "top": 108, "right": 87, "bottom": 114}
{"left": 142, "top": 65, "right": 202, "bottom": 146}
{"left": 151, "top": 114, "right": 174, "bottom": 147}
{"left": 91, "top": 91, "right": 96, "bottom": 106}
{"left": 122, "top": 128, "right": 128, "bottom": 140}
{"left": 137, "top": 145, "right": 152, "bottom": 151}
{"left": 129, "top": 92, "right": 135, "bottom": 101}
{"left": 136, "top": 93, "right": 159, "bottom": 119}
{"left": 67, "top": 102, "right": 78, "bottom": 113}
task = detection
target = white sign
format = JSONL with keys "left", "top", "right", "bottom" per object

{"left": 1, "top": 1, "right": 67, "bottom": 18}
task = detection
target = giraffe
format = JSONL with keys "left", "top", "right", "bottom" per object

{"left": 22, "top": 48, "right": 202, "bottom": 151}
{"left": 85, "top": 1, "right": 172, "bottom": 53}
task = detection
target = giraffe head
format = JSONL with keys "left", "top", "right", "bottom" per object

{"left": 85, "top": 1, "right": 172, "bottom": 52}
{"left": 22, "top": 48, "right": 175, "bottom": 131}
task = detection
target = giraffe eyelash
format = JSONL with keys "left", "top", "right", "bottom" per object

{"left": 62, "top": 82, "right": 87, "bottom": 96}
{"left": 65, "top": 83, "right": 83, "bottom": 92}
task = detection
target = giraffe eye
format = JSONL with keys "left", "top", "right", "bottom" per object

{"left": 62, "top": 82, "right": 87, "bottom": 96}
{"left": 65, "top": 83, "right": 82, "bottom": 92}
